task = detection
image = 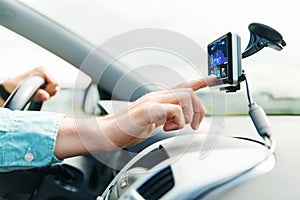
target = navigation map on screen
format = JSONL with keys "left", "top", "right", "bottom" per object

{"left": 208, "top": 37, "right": 228, "bottom": 79}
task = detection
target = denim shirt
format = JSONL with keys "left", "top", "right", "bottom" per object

{"left": 0, "top": 108, "right": 64, "bottom": 172}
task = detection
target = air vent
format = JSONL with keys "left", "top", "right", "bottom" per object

{"left": 137, "top": 166, "right": 174, "bottom": 199}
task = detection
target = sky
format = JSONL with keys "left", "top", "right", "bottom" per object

{"left": 1, "top": 0, "right": 299, "bottom": 97}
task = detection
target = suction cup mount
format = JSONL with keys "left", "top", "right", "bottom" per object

{"left": 224, "top": 23, "right": 286, "bottom": 93}
{"left": 242, "top": 23, "right": 286, "bottom": 58}
{"left": 224, "top": 23, "right": 283, "bottom": 150}
{"left": 221, "top": 23, "right": 279, "bottom": 163}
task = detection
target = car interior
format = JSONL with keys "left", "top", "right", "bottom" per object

{"left": 0, "top": 0, "right": 299, "bottom": 200}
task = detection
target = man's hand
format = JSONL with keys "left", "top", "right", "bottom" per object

{"left": 55, "top": 75, "right": 217, "bottom": 159}
{"left": 2, "top": 66, "right": 59, "bottom": 103}
{"left": 102, "top": 75, "right": 217, "bottom": 148}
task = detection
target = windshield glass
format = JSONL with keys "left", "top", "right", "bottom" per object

{"left": 17, "top": 0, "right": 300, "bottom": 115}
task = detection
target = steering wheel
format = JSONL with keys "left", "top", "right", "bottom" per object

{"left": 3, "top": 76, "right": 45, "bottom": 111}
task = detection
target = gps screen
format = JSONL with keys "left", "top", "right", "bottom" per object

{"left": 208, "top": 36, "right": 228, "bottom": 79}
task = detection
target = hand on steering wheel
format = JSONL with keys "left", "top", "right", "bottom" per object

{"left": 3, "top": 76, "right": 46, "bottom": 111}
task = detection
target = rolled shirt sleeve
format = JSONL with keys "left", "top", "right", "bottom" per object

{"left": 0, "top": 108, "right": 64, "bottom": 172}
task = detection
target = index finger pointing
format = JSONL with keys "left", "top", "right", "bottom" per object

{"left": 174, "top": 75, "right": 217, "bottom": 91}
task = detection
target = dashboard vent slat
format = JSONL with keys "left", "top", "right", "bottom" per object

{"left": 137, "top": 166, "right": 174, "bottom": 199}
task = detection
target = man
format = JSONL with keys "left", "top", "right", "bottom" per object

{"left": 0, "top": 66, "right": 216, "bottom": 171}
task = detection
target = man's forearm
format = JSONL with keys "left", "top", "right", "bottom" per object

{"left": 54, "top": 116, "right": 117, "bottom": 159}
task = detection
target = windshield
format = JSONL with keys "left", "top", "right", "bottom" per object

{"left": 14, "top": 0, "right": 300, "bottom": 115}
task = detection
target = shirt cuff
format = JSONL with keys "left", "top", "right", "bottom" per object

{"left": 0, "top": 109, "right": 64, "bottom": 171}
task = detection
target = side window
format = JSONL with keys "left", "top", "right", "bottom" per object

{"left": 0, "top": 26, "right": 91, "bottom": 115}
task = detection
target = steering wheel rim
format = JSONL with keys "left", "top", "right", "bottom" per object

{"left": 3, "top": 76, "right": 45, "bottom": 111}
